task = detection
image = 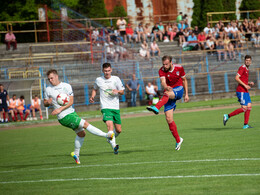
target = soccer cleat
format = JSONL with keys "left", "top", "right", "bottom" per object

{"left": 113, "top": 145, "right": 119, "bottom": 154}
{"left": 223, "top": 114, "right": 229, "bottom": 126}
{"left": 107, "top": 131, "right": 114, "bottom": 140}
{"left": 71, "top": 152, "right": 80, "bottom": 164}
{"left": 243, "top": 124, "right": 253, "bottom": 129}
{"left": 175, "top": 137, "right": 183, "bottom": 151}
{"left": 146, "top": 106, "right": 159, "bottom": 115}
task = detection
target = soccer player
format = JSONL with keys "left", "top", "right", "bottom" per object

{"left": 44, "top": 69, "right": 114, "bottom": 164}
{"left": 8, "top": 94, "right": 18, "bottom": 122}
{"left": 16, "top": 95, "right": 30, "bottom": 121}
{"left": 146, "top": 55, "right": 189, "bottom": 151}
{"left": 0, "top": 84, "right": 9, "bottom": 123}
{"left": 31, "top": 95, "right": 43, "bottom": 120}
{"left": 223, "top": 55, "right": 254, "bottom": 129}
{"left": 89, "top": 63, "right": 125, "bottom": 154}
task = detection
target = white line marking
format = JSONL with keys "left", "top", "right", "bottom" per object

{"left": 1, "top": 173, "right": 260, "bottom": 184}
{"left": 0, "top": 158, "right": 260, "bottom": 174}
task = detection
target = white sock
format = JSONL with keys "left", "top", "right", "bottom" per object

{"left": 108, "top": 136, "right": 116, "bottom": 149}
{"left": 113, "top": 129, "right": 120, "bottom": 137}
{"left": 86, "top": 124, "right": 107, "bottom": 137}
{"left": 74, "top": 135, "right": 85, "bottom": 157}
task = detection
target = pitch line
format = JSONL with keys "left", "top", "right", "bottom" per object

{"left": 1, "top": 173, "right": 260, "bottom": 184}
{"left": 0, "top": 158, "right": 260, "bottom": 174}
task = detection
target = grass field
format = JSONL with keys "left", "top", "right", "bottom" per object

{"left": 0, "top": 104, "right": 260, "bottom": 194}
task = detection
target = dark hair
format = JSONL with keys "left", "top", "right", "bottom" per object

{"left": 162, "top": 55, "right": 172, "bottom": 62}
{"left": 46, "top": 69, "right": 58, "bottom": 76}
{"left": 13, "top": 94, "right": 16, "bottom": 97}
{"left": 20, "top": 95, "right": 24, "bottom": 99}
{"left": 102, "top": 63, "right": 111, "bottom": 69}
{"left": 0, "top": 84, "right": 3, "bottom": 87}
{"left": 245, "top": 55, "right": 252, "bottom": 60}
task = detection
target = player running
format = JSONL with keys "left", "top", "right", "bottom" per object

{"left": 44, "top": 69, "right": 114, "bottom": 164}
{"left": 89, "top": 63, "right": 125, "bottom": 154}
{"left": 146, "top": 55, "right": 189, "bottom": 151}
{"left": 223, "top": 55, "right": 254, "bottom": 129}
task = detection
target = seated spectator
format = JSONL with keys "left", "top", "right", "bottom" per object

{"left": 5, "top": 30, "right": 17, "bottom": 51}
{"left": 230, "top": 23, "right": 238, "bottom": 39}
{"left": 151, "top": 23, "right": 163, "bottom": 42}
{"left": 30, "top": 95, "right": 43, "bottom": 120}
{"left": 126, "top": 23, "right": 137, "bottom": 43}
{"left": 184, "top": 19, "right": 189, "bottom": 29}
{"left": 177, "top": 20, "right": 186, "bottom": 31}
{"left": 216, "top": 37, "right": 227, "bottom": 61}
{"left": 106, "top": 42, "right": 118, "bottom": 62}
{"left": 251, "top": 27, "right": 260, "bottom": 47}
{"left": 139, "top": 40, "right": 150, "bottom": 59}
{"left": 175, "top": 28, "right": 186, "bottom": 46}
{"left": 198, "top": 31, "right": 206, "bottom": 50}
{"left": 166, "top": 23, "right": 176, "bottom": 42}
{"left": 150, "top": 40, "right": 161, "bottom": 56}
{"left": 135, "top": 23, "right": 145, "bottom": 43}
{"left": 205, "top": 36, "right": 215, "bottom": 55}
{"left": 186, "top": 32, "right": 199, "bottom": 50}
{"left": 145, "top": 82, "right": 157, "bottom": 105}
{"left": 158, "top": 21, "right": 166, "bottom": 38}
{"left": 92, "top": 28, "right": 100, "bottom": 46}
{"left": 116, "top": 17, "right": 127, "bottom": 43}
{"left": 224, "top": 23, "right": 232, "bottom": 38}
{"left": 183, "top": 29, "right": 190, "bottom": 41}
{"left": 203, "top": 23, "right": 213, "bottom": 35}
{"left": 16, "top": 95, "right": 30, "bottom": 121}
{"left": 193, "top": 26, "right": 200, "bottom": 36}
{"left": 144, "top": 23, "right": 154, "bottom": 42}
{"left": 255, "top": 16, "right": 260, "bottom": 27}
{"left": 224, "top": 34, "right": 236, "bottom": 60}
{"left": 8, "top": 94, "right": 18, "bottom": 122}
{"left": 212, "top": 24, "right": 220, "bottom": 39}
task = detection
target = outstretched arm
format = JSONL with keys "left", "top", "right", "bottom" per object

{"left": 89, "top": 89, "right": 97, "bottom": 103}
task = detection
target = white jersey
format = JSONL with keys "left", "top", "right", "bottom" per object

{"left": 94, "top": 76, "right": 125, "bottom": 110}
{"left": 44, "top": 82, "right": 74, "bottom": 120}
{"left": 146, "top": 85, "right": 156, "bottom": 95}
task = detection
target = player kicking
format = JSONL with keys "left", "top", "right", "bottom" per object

{"left": 223, "top": 55, "right": 254, "bottom": 129}
{"left": 44, "top": 69, "right": 114, "bottom": 165}
{"left": 89, "top": 63, "right": 125, "bottom": 154}
{"left": 146, "top": 55, "right": 189, "bottom": 151}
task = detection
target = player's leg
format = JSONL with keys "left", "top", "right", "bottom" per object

{"left": 71, "top": 129, "right": 86, "bottom": 165}
{"left": 24, "top": 109, "right": 30, "bottom": 120}
{"left": 32, "top": 107, "right": 36, "bottom": 118}
{"left": 165, "top": 109, "right": 183, "bottom": 151}
{"left": 39, "top": 108, "right": 43, "bottom": 120}
{"left": 14, "top": 109, "right": 18, "bottom": 121}
{"left": 83, "top": 120, "right": 114, "bottom": 139}
{"left": 243, "top": 93, "right": 252, "bottom": 129}
{"left": 105, "top": 120, "right": 118, "bottom": 153}
{"left": 9, "top": 109, "right": 15, "bottom": 122}
{"left": 4, "top": 106, "right": 9, "bottom": 122}
{"left": 18, "top": 109, "right": 24, "bottom": 121}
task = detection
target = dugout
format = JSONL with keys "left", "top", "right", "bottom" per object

{"left": 0, "top": 79, "right": 48, "bottom": 120}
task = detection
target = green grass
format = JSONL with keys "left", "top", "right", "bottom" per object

{"left": 0, "top": 105, "right": 260, "bottom": 194}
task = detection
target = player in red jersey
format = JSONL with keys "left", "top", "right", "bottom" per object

{"left": 146, "top": 55, "right": 189, "bottom": 151}
{"left": 223, "top": 55, "right": 254, "bottom": 129}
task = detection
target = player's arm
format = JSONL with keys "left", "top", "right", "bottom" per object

{"left": 44, "top": 98, "right": 53, "bottom": 107}
{"left": 160, "top": 77, "right": 171, "bottom": 91}
{"left": 52, "top": 96, "right": 73, "bottom": 115}
{"left": 89, "top": 88, "right": 97, "bottom": 103}
{"left": 182, "top": 76, "right": 189, "bottom": 102}
{"left": 235, "top": 74, "right": 251, "bottom": 90}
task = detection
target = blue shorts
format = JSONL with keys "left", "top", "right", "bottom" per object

{"left": 164, "top": 86, "right": 184, "bottom": 112}
{"left": 236, "top": 92, "right": 251, "bottom": 106}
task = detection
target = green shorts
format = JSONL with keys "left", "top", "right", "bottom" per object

{"left": 101, "top": 109, "right": 121, "bottom": 124}
{"left": 58, "top": 112, "right": 82, "bottom": 130}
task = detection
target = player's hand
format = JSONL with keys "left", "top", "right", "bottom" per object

{"left": 184, "top": 95, "right": 189, "bottom": 102}
{"left": 248, "top": 82, "right": 254, "bottom": 86}
{"left": 245, "top": 85, "right": 251, "bottom": 90}
{"left": 51, "top": 107, "right": 62, "bottom": 115}
{"left": 111, "top": 89, "right": 119, "bottom": 95}
{"left": 129, "top": 88, "right": 132, "bottom": 91}
{"left": 89, "top": 97, "right": 95, "bottom": 103}
{"left": 165, "top": 86, "right": 172, "bottom": 91}
{"left": 47, "top": 98, "right": 53, "bottom": 105}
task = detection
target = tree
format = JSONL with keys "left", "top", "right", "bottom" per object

{"left": 240, "top": 0, "right": 260, "bottom": 19}
{"left": 191, "top": 0, "right": 202, "bottom": 29}
{"left": 222, "top": 0, "right": 236, "bottom": 21}
{"left": 201, "top": 0, "right": 224, "bottom": 27}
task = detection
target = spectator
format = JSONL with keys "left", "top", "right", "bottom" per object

{"left": 116, "top": 41, "right": 130, "bottom": 61}
{"left": 92, "top": 28, "right": 100, "bottom": 46}
{"left": 251, "top": 27, "right": 260, "bottom": 47}
{"left": 126, "top": 74, "right": 140, "bottom": 107}
{"left": 116, "top": 17, "right": 127, "bottom": 43}
{"left": 175, "top": 28, "right": 186, "bottom": 46}
{"left": 0, "top": 84, "right": 9, "bottom": 123}
{"left": 139, "top": 40, "right": 150, "bottom": 59}
{"left": 145, "top": 82, "right": 157, "bottom": 105}
{"left": 216, "top": 36, "right": 227, "bottom": 61}
{"left": 30, "top": 95, "right": 43, "bottom": 120}
{"left": 186, "top": 32, "right": 199, "bottom": 50}
{"left": 151, "top": 23, "right": 163, "bottom": 41}
{"left": 16, "top": 95, "right": 30, "bottom": 121}
{"left": 230, "top": 23, "right": 238, "bottom": 39}
{"left": 176, "top": 12, "right": 183, "bottom": 23}
{"left": 8, "top": 94, "right": 18, "bottom": 122}
{"left": 183, "top": 28, "right": 189, "bottom": 41}
{"left": 256, "top": 16, "right": 260, "bottom": 27}
{"left": 5, "top": 30, "right": 17, "bottom": 51}
{"left": 177, "top": 20, "right": 186, "bottom": 31}
{"left": 224, "top": 23, "right": 232, "bottom": 38}
{"left": 106, "top": 42, "right": 117, "bottom": 61}
{"left": 203, "top": 23, "right": 213, "bottom": 35}
{"left": 224, "top": 34, "right": 236, "bottom": 60}
{"left": 166, "top": 23, "right": 176, "bottom": 42}
{"left": 126, "top": 23, "right": 137, "bottom": 43}
{"left": 205, "top": 36, "right": 215, "bottom": 55}
{"left": 212, "top": 24, "right": 220, "bottom": 39}
{"left": 158, "top": 21, "right": 166, "bottom": 38}
{"left": 150, "top": 40, "right": 161, "bottom": 57}
{"left": 108, "top": 26, "right": 117, "bottom": 43}
{"left": 198, "top": 31, "right": 206, "bottom": 50}
{"left": 144, "top": 23, "right": 153, "bottom": 42}
{"left": 135, "top": 23, "right": 145, "bottom": 43}
{"left": 193, "top": 26, "right": 200, "bottom": 36}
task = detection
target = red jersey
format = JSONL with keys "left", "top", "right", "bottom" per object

{"left": 236, "top": 65, "right": 249, "bottom": 92}
{"left": 159, "top": 64, "right": 185, "bottom": 88}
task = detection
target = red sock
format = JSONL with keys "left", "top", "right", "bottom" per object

{"left": 20, "top": 113, "right": 24, "bottom": 120}
{"left": 244, "top": 107, "right": 251, "bottom": 125}
{"left": 155, "top": 94, "right": 169, "bottom": 110}
{"left": 3, "top": 112, "right": 5, "bottom": 120}
{"left": 168, "top": 121, "right": 180, "bottom": 143}
{"left": 229, "top": 108, "right": 245, "bottom": 118}
{"left": 14, "top": 112, "right": 18, "bottom": 120}
{"left": 12, "top": 116, "right": 15, "bottom": 121}
{"left": 24, "top": 113, "right": 29, "bottom": 120}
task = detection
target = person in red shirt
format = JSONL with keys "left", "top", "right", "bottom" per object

{"left": 146, "top": 55, "right": 189, "bottom": 151}
{"left": 223, "top": 55, "right": 254, "bottom": 129}
{"left": 197, "top": 31, "right": 206, "bottom": 50}
{"left": 5, "top": 30, "right": 17, "bottom": 51}
{"left": 126, "top": 24, "right": 137, "bottom": 43}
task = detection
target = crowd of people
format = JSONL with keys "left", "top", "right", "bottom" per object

{"left": 0, "top": 85, "right": 43, "bottom": 123}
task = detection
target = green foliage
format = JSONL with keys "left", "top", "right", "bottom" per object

{"left": 240, "top": 0, "right": 260, "bottom": 19}
{"left": 191, "top": 0, "right": 202, "bottom": 28}
{"left": 222, "top": 0, "right": 236, "bottom": 21}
